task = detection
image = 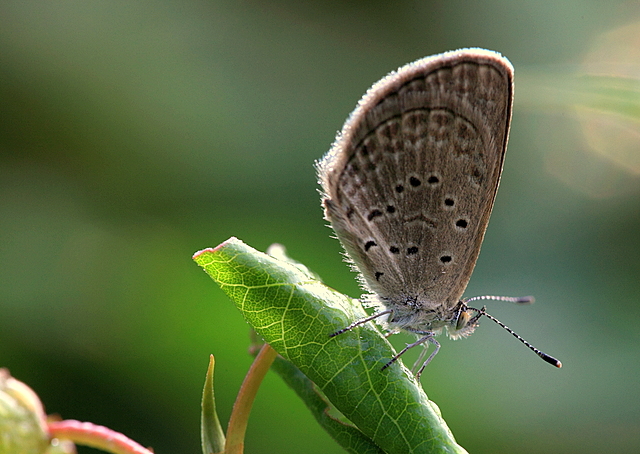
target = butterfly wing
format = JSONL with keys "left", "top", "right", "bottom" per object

{"left": 318, "top": 49, "right": 513, "bottom": 313}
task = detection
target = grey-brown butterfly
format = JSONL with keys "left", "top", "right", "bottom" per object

{"left": 318, "top": 48, "right": 561, "bottom": 378}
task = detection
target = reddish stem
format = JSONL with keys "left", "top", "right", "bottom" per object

{"left": 48, "top": 420, "right": 154, "bottom": 454}
{"left": 225, "top": 343, "right": 278, "bottom": 454}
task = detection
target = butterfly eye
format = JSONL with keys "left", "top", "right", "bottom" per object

{"left": 455, "top": 310, "right": 472, "bottom": 331}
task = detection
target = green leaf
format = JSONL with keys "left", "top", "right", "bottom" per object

{"left": 194, "top": 237, "right": 467, "bottom": 454}
{"left": 269, "top": 355, "right": 384, "bottom": 454}
{"left": 201, "top": 356, "right": 226, "bottom": 454}
{"left": 263, "top": 244, "right": 383, "bottom": 452}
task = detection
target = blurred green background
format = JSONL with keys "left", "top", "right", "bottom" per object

{"left": 1, "top": 1, "right": 639, "bottom": 453}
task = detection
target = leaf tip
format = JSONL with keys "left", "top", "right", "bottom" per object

{"left": 193, "top": 237, "right": 241, "bottom": 260}
{"left": 193, "top": 248, "right": 214, "bottom": 260}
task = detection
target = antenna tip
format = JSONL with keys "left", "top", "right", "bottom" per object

{"left": 540, "top": 352, "right": 562, "bottom": 368}
{"left": 516, "top": 296, "right": 535, "bottom": 304}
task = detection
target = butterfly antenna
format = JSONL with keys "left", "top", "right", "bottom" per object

{"left": 468, "top": 304, "right": 562, "bottom": 368}
{"left": 465, "top": 294, "right": 535, "bottom": 304}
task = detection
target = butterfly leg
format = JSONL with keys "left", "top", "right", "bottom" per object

{"left": 414, "top": 337, "right": 440, "bottom": 379}
{"left": 329, "top": 309, "right": 393, "bottom": 337}
{"left": 381, "top": 333, "right": 439, "bottom": 378}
